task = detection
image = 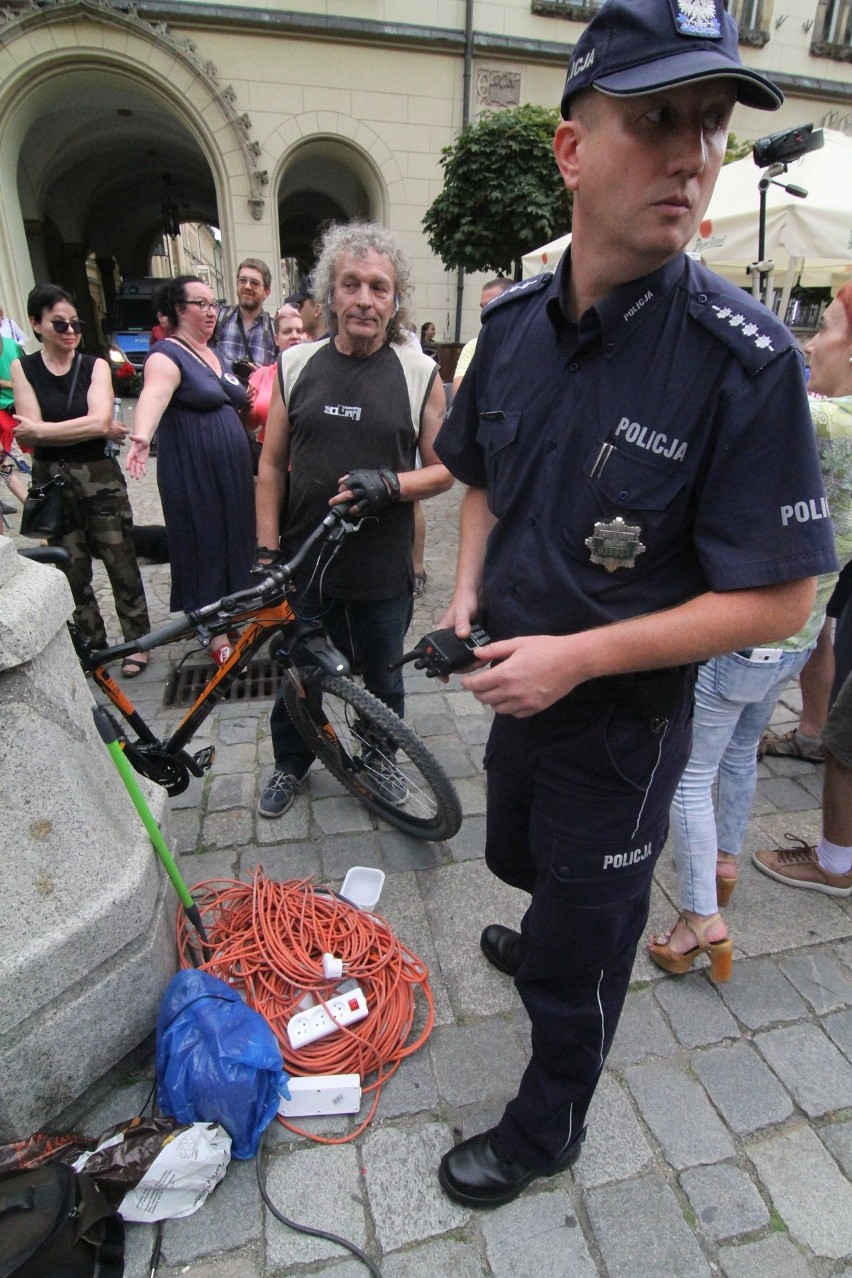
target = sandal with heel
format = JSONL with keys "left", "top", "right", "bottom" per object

{"left": 648, "top": 912, "right": 733, "bottom": 983}
{"left": 715, "top": 867, "right": 738, "bottom": 907}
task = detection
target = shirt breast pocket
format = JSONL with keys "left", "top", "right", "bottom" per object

{"left": 577, "top": 445, "right": 688, "bottom": 565}
{"left": 584, "top": 445, "right": 687, "bottom": 512}
{"left": 476, "top": 411, "right": 521, "bottom": 515}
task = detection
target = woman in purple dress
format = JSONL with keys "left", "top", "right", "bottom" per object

{"left": 127, "top": 275, "right": 254, "bottom": 664}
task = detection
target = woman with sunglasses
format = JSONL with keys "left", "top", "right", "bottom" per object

{"left": 11, "top": 283, "right": 150, "bottom": 674}
{"left": 126, "top": 275, "right": 254, "bottom": 664}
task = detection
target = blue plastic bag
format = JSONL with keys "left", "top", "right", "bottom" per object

{"left": 156, "top": 971, "right": 290, "bottom": 1159}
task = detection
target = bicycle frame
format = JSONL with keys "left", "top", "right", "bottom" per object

{"left": 79, "top": 605, "right": 295, "bottom": 791}
{"left": 70, "top": 507, "right": 357, "bottom": 794}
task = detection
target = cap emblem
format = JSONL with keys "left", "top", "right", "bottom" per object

{"left": 674, "top": 0, "right": 722, "bottom": 38}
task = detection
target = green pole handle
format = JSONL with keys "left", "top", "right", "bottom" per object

{"left": 92, "top": 706, "right": 195, "bottom": 911}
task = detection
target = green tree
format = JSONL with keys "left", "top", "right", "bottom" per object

{"left": 423, "top": 105, "right": 571, "bottom": 279}
{"left": 724, "top": 131, "right": 752, "bottom": 165}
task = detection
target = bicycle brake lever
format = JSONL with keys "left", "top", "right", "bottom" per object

{"left": 323, "top": 501, "right": 361, "bottom": 542}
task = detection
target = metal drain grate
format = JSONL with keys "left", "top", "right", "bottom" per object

{"left": 164, "top": 657, "right": 281, "bottom": 707}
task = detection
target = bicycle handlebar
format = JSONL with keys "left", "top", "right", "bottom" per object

{"left": 86, "top": 613, "right": 192, "bottom": 668}
{"left": 82, "top": 503, "right": 359, "bottom": 668}
{"left": 136, "top": 613, "right": 194, "bottom": 650}
{"left": 189, "top": 503, "right": 357, "bottom": 624}
{"left": 285, "top": 500, "right": 356, "bottom": 574}
{"left": 17, "top": 546, "right": 71, "bottom": 566}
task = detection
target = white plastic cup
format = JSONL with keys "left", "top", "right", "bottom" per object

{"left": 339, "top": 866, "right": 385, "bottom": 910}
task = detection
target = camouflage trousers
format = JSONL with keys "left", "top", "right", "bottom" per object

{"left": 32, "top": 456, "right": 150, "bottom": 649}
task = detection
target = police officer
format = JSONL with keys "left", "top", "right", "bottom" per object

{"left": 434, "top": 0, "right": 838, "bottom": 1208}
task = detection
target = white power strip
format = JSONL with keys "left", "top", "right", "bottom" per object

{"left": 287, "top": 986, "right": 368, "bottom": 1049}
{"left": 278, "top": 1074, "right": 362, "bottom": 1118}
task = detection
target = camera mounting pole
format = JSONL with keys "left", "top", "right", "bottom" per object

{"left": 748, "top": 125, "right": 823, "bottom": 310}
{"left": 751, "top": 162, "right": 783, "bottom": 304}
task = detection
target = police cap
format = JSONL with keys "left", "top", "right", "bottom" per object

{"left": 561, "top": 0, "right": 783, "bottom": 117}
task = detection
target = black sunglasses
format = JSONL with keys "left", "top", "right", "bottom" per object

{"left": 50, "top": 318, "right": 85, "bottom": 334}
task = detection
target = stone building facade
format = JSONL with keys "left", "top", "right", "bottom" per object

{"left": 0, "top": 0, "right": 850, "bottom": 345}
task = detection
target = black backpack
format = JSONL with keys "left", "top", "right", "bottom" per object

{"left": 0, "top": 1163, "right": 124, "bottom": 1278}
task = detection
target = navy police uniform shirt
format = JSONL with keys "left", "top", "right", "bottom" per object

{"left": 436, "top": 253, "right": 838, "bottom": 642}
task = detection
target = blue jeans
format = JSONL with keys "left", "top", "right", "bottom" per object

{"left": 270, "top": 593, "right": 413, "bottom": 775}
{"left": 670, "top": 648, "right": 812, "bottom": 915}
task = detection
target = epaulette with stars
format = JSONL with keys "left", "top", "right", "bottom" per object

{"left": 687, "top": 283, "right": 797, "bottom": 375}
{"left": 482, "top": 273, "right": 552, "bottom": 317}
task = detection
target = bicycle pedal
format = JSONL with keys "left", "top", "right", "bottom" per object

{"left": 193, "top": 746, "right": 216, "bottom": 772}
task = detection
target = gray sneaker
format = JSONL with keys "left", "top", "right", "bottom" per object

{"left": 258, "top": 769, "right": 307, "bottom": 818}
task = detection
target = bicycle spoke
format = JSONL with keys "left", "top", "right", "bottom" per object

{"left": 284, "top": 674, "right": 461, "bottom": 840}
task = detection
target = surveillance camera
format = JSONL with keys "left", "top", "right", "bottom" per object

{"left": 752, "top": 124, "right": 824, "bottom": 169}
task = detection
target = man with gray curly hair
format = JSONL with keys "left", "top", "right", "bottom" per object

{"left": 311, "top": 221, "right": 417, "bottom": 349}
{"left": 254, "top": 220, "right": 453, "bottom": 818}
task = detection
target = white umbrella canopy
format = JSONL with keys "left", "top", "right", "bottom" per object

{"left": 522, "top": 231, "right": 570, "bottom": 278}
{"left": 691, "top": 130, "right": 852, "bottom": 289}
{"left": 521, "top": 132, "right": 852, "bottom": 294}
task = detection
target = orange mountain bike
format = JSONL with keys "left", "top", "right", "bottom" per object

{"left": 67, "top": 508, "right": 462, "bottom": 842}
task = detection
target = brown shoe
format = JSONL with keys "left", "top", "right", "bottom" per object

{"left": 753, "top": 836, "right": 852, "bottom": 897}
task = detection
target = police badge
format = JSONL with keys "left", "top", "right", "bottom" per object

{"left": 672, "top": 0, "right": 722, "bottom": 38}
{"left": 585, "top": 517, "right": 647, "bottom": 573}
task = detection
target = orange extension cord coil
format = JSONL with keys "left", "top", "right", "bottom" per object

{"left": 177, "top": 871, "right": 435, "bottom": 1143}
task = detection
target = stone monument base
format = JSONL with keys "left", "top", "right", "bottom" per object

{"left": 0, "top": 540, "right": 177, "bottom": 1139}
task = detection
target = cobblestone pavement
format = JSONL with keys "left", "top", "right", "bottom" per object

{"left": 9, "top": 413, "right": 852, "bottom": 1276}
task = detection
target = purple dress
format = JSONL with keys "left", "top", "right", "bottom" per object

{"left": 152, "top": 339, "right": 254, "bottom": 611}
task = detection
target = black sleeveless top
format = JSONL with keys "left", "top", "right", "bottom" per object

{"left": 20, "top": 351, "right": 106, "bottom": 463}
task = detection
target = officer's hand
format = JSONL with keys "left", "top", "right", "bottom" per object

{"left": 436, "top": 589, "right": 485, "bottom": 682}
{"left": 438, "top": 588, "right": 480, "bottom": 641}
{"left": 336, "top": 469, "right": 395, "bottom": 518}
{"left": 460, "top": 635, "right": 579, "bottom": 718}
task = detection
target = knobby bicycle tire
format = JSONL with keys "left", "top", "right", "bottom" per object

{"left": 283, "top": 673, "right": 462, "bottom": 841}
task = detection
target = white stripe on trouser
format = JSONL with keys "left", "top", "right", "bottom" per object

{"left": 552, "top": 969, "right": 605, "bottom": 1162}
{"left": 554, "top": 1103, "right": 574, "bottom": 1163}
{"left": 631, "top": 718, "right": 668, "bottom": 839}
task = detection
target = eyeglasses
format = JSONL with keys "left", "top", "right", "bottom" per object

{"left": 50, "top": 318, "right": 84, "bottom": 334}
{"left": 237, "top": 276, "right": 265, "bottom": 289}
{"left": 183, "top": 299, "right": 219, "bottom": 314}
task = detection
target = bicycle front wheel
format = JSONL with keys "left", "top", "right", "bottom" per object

{"left": 283, "top": 673, "right": 462, "bottom": 841}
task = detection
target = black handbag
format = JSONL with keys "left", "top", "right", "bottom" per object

{"left": 0, "top": 1163, "right": 124, "bottom": 1278}
{"left": 19, "top": 475, "right": 65, "bottom": 539}
{"left": 18, "top": 355, "right": 81, "bottom": 540}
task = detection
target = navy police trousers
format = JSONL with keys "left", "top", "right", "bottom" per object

{"left": 484, "top": 690, "right": 694, "bottom": 1169}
